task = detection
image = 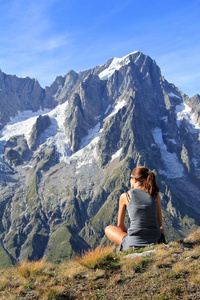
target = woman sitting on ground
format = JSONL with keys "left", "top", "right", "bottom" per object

{"left": 105, "top": 166, "right": 165, "bottom": 251}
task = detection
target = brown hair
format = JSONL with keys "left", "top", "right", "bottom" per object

{"left": 131, "top": 166, "right": 159, "bottom": 199}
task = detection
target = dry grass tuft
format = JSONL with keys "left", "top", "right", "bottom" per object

{"left": 42, "top": 285, "right": 66, "bottom": 299}
{"left": 59, "top": 259, "right": 84, "bottom": 279}
{"left": 76, "top": 245, "right": 119, "bottom": 269}
{"left": 184, "top": 228, "right": 200, "bottom": 244}
{"left": 173, "top": 261, "right": 188, "bottom": 275}
{"left": 121, "top": 256, "right": 152, "bottom": 274}
{"left": 0, "top": 295, "right": 18, "bottom": 300}
{"left": 190, "top": 275, "right": 200, "bottom": 285}
{"left": 154, "top": 247, "right": 170, "bottom": 258}
{"left": 0, "top": 276, "right": 10, "bottom": 291}
{"left": 109, "top": 273, "right": 122, "bottom": 286}
{"left": 187, "top": 261, "right": 199, "bottom": 272}
{"left": 120, "top": 257, "right": 136, "bottom": 274}
{"left": 154, "top": 257, "right": 173, "bottom": 269}
{"left": 17, "top": 259, "right": 48, "bottom": 278}
{"left": 190, "top": 245, "right": 200, "bottom": 259}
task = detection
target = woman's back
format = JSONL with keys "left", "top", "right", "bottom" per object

{"left": 127, "top": 188, "right": 161, "bottom": 246}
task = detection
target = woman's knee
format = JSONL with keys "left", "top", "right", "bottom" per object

{"left": 105, "top": 225, "right": 111, "bottom": 236}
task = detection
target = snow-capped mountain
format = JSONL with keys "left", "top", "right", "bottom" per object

{"left": 0, "top": 51, "right": 199, "bottom": 267}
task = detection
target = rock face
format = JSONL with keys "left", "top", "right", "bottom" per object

{"left": 28, "top": 115, "right": 51, "bottom": 150}
{"left": 0, "top": 70, "right": 44, "bottom": 129}
{"left": 0, "top": 51, "right": 199, "bottom": 267}
{"left": 4, "top": 135, "right": 30, "bottom": 166}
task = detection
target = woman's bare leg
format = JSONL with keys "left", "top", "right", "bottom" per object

{"left": 105, "top": 225, "right": 128, "bottom": 246}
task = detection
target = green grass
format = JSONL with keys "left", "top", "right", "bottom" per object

{"left": 26, "top": 171, "right": 39, "bottom": 207}
{"left": 0, "top": 240, "right": 13, "bottom": 268}
{"left": 46, "top": 224, "right": 76, "bottom": 263}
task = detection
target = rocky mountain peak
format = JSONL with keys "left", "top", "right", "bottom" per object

{"left": 0, "top": 73, "right": 44, "bottom": 129}
{"left": 0, "top": 51, "right": 199, "bottom": 266}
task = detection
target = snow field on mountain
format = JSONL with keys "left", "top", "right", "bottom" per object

{"left": 168, "top": 92, "right": 181, "bottom": 99}
{"left": 70, "top": 122, "right": 101, "bottom": 171}
{"left": 0, "top": 93, "right": 198, "bottom": 173}
{"left": 111, "top": 147, "right": 123, "bottom": 161}
{"left": 0, "top": 95, "right": 128, "bottom": 167}
{"left": 152, "top": 127, "right": 184, "bottom": 178}
{"left": 105, "top": 100, "right": 126, "bottom": 120}
{"left": 175, "top": 102, "right": 200, "bottom": 132}
{"left": 0, "top": 102, "right": 71, "bottom": 163}
{"left": 0, "top": 108, "right": 50, "bottom": 155}
{"left": 39, "top": 101, "right": 71, "bottom": 163}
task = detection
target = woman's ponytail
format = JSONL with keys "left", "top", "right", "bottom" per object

{"left": 131, "top": 166, "right": 159, "bottom": 199}
{"left": 145, "top": 171, "right": 159, "bottom": 198}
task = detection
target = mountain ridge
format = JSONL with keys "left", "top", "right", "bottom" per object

{"left": 0, "top": 51, "right": 199, "bottom": 267}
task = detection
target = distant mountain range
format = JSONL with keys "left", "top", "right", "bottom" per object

{"left": 0, "top": 51, "right": 199, "bottom": 267}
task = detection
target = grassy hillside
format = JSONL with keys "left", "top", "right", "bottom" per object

{"left": 0, "top": 228, "right": 199, "bottom": 299}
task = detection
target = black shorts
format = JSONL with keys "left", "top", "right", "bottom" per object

{"left": 157, "top": 233, "right": 166, "bottom": 244}
{"left": 120, "top": 233, "right": 166, "bottom": 251}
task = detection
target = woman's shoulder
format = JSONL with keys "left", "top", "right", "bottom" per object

{"left": 120, "top": 192, "right": 130, "bottom": 205}
{"left": 122, "top": 189, "right": 145, "bottom": 204}
{"left": 125, "top": 189, "right": 136, "bottom": 203}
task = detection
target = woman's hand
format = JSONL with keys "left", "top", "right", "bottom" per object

{"left": 160, "top": 226, "right": 166, "bottom": 236}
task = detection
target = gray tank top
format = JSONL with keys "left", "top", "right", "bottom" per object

{"left": 126, "top": 188, "right": 161, "bottom": 246}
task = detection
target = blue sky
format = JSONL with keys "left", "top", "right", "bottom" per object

{"left": 0, "top": 0, "right": 199, "bottom": 97}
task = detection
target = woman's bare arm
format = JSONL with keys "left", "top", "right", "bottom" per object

{"left": 117, "top": 193, "right": 128, "bottom": 232}
{"left": 156, "top": 194, "right": 166, "bottom": 235}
